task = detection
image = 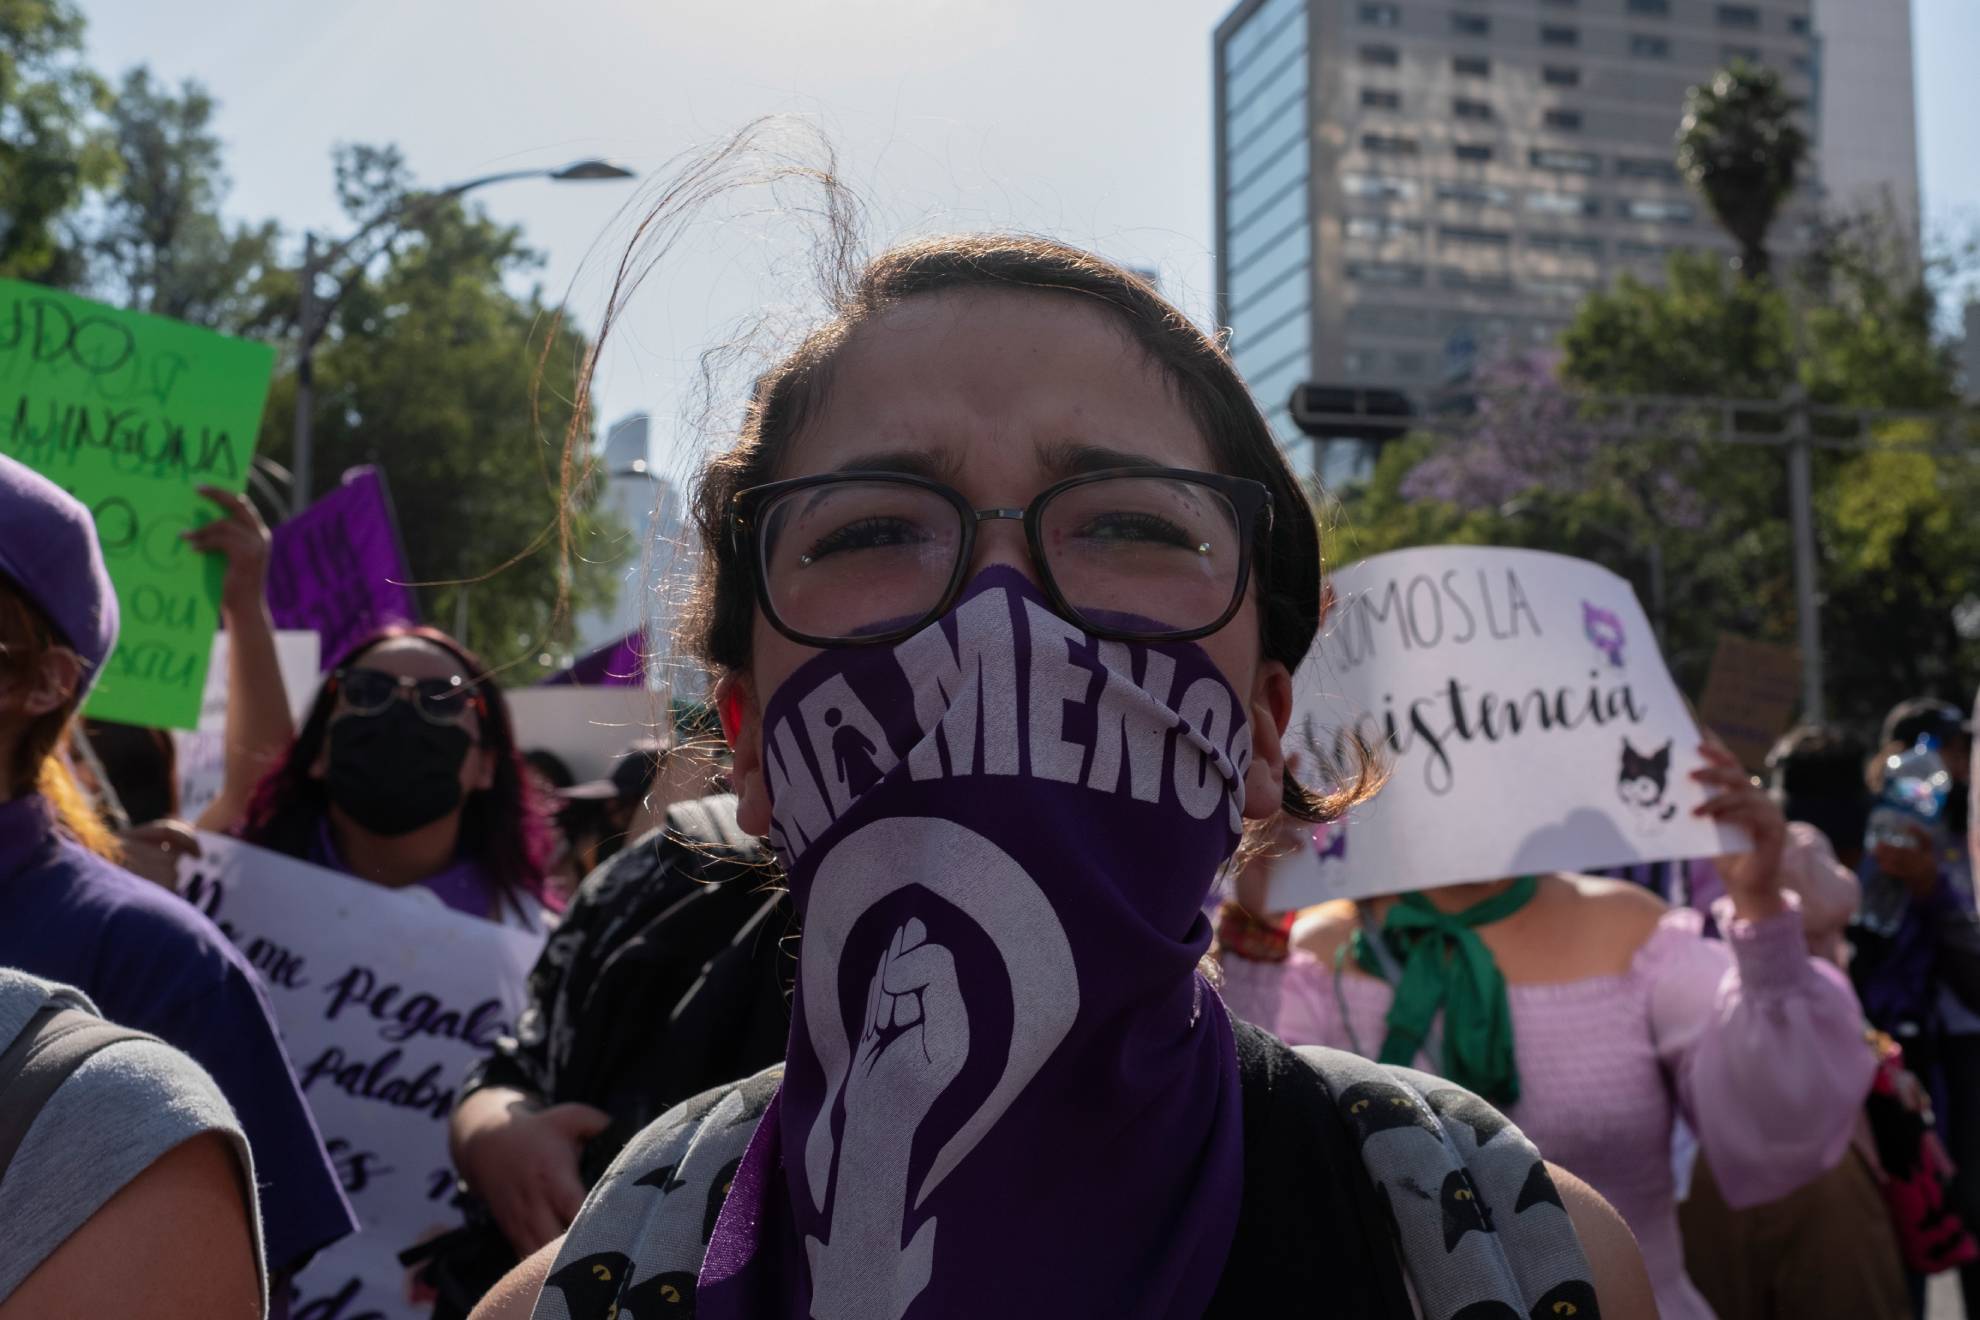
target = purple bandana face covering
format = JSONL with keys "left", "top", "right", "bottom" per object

{"left": 697, "top": 566, "right": 1253, "bottom": 1320}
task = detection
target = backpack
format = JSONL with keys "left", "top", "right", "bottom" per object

{"left": 530, "top": 1018, "right": 1597, "bottom": 1320}
{"left": 565, "top": 797, "right": 792, "bottom": 1182}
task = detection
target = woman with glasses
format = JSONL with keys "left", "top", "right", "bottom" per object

{"left": 235, "top": 625, "right": 554, "bottom": 930}
{"left": 469, "top": 227, "right": 1654, "bottom": 1320}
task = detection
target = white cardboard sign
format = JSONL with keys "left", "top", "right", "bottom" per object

{"left": 1271, "top": 546, "right": 1741, "bottom": 908}
{"left": 506, "top": 684, "right": 668, "bottom": 781}
{"left": 178, "top": 836, "right": 543, "bottom": 1320}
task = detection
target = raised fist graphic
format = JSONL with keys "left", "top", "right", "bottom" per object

{"left": 807, "top": 917, "right": 968, "bottom": 1320}
{"left": 845, "top": 917, "right": 969, "bottom": 1114}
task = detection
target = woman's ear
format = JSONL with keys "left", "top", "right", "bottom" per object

{"left": 1242, "top": 660, "right": 1294, "bottom": 820}
{"left": 718, "top": 675, "right": 771, "bottom": 837}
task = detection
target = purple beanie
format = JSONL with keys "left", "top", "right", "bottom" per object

{"left": 0, "top": 455, "right": 120, "bottom": 692}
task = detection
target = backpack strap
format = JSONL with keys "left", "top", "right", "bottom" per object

{"left": 0, "top": 1004, "right": 155, "bottom": 1182}
{"left": 532, "top": 1068, "right": 782, "bottom": 1319}
{"left": 1210, "top": 1018, "right": 1414, "bottom": 1317}
{"left": 1289, "top": 1044, "right": 1600, "bottom": 1320}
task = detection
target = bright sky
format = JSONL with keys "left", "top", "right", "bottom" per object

{"left": 72, "top": 0, "right": 1980, "bottom": 487}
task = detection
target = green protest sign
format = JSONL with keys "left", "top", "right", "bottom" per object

{"left": 0, "top": 280, "right": 275, "bottom": 729}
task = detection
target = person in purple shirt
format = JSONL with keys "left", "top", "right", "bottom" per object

{"left": 230, "top": 625, "right": 557, "bottom": 934}
{"left": 0, "top": 455, "right": 356, "bottom": 1314}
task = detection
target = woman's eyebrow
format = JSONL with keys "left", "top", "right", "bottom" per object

{"left": 1036, "top": 439, "right": 1167, "bottom": 476}
{"left": 828, "top": 448, "right": 964, "bottom": 481}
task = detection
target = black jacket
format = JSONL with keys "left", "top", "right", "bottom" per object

{"left": 459, "top": 795, "right": 796, "bottom": 1180}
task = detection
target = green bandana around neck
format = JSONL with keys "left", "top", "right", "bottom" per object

{"left": 1350, "top": 875, "right": 1540, "bottom": 1107}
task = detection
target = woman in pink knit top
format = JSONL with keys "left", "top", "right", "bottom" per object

{"left": 1218, "top": 741, "right": 1875, "bottom": 1320}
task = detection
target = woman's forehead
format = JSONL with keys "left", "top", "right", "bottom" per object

{"left": 354, "top": 637, "right": 463, "bottom": 679}
{"left": 787, "top": 288, "right": 1214, "bottom": 481}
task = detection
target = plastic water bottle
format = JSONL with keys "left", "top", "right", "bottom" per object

{"left": 1866, "top": 734, "right": 1952, "bottom": 852}
{"left": 1857, "top": 736, "right": 1952, "bottom": 936}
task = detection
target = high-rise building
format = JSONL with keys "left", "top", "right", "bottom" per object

{"left": 1808, "top": 0, "right": 1920, "bottom": 229}
{"left": 1213, "top": 0, "right": 1826, "bottom": 465}
{"left": 572, "top": 412, "right": 699, "bottom": 695}
{"left": 1215, "top": 0, "right": 1318, "bottom": 451}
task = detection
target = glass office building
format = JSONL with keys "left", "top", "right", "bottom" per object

{"left": 1216, "top": 0, "right": 1313, "bottom": 450}
{"left": 1213, "top": 0, "right": 1831, "bottom": 480}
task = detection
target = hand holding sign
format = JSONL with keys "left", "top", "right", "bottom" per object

{"left": 117, "top": 818, "right": 203, "bottom": 891}
{"left": 1690, "top": 736, "right": 1789, "bottom": 921}
{"left": 182, "top": 485, "right": 272, "bottom": 620}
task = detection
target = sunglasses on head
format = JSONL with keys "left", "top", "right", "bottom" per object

{"left": 332, "top": 665, "right": 485, "bottom": 727}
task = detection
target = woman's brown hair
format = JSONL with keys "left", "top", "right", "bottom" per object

{"left": 0, "top": 580, "right": 121, "bottom": 859}
{"left": 555, "top": 127, "right": 1375, "bottom": 821}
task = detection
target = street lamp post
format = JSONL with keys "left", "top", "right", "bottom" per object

{"left": 288, "top": 158, "right": 634, "bottom": 515}
{"left": 1784, "top": 384, "right": 1825, "bottom": 723}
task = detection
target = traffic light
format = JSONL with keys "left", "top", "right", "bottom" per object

{"left": 1288, "top": 384, "right": 1417, "bottom": 442}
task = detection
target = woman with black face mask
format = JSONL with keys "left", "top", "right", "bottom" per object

{"left": 233, "top": 625, "right": 556, "bottom": 931}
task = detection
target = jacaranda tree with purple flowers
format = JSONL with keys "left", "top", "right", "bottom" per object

{"left": 1331, "top": 223, "right": 1977, "bottom": 725}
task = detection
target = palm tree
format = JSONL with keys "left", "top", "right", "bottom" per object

{"left": 1676, "top": 60, "right": 1810, "bottom": 281}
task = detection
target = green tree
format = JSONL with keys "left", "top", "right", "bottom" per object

{"left": 87, "top": 67, "right": 289, "bottom": 333}
{"left": 0, "top": 0, "right": 115, "bottom": 285}
{"left": 1558, "top": 232, "right": 1970, "bottom": 719}
{"left": 1818, "top": 426, "right": 1980, "bottom": 706}
{"left": 1676, "top": 61, "right": 1809, "bottom": 281}
{"left": 1552, "top": 257, "right": 1807, "bottom": 675}
{"left": 1337, "top": 217, "right": 1975, "bottom": 727}
{"left": 1797, "top": 208, "right": 1960, "bottom": 413}
{"left": 257, "top": 146, "right": 616, "bottom": 671}
{"left": 1561, "top": 252, "right": 1792, "bottom": 398}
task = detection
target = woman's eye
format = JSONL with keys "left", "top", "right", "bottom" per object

{"left": 1071, "top": 511, "right": 1202, "bottom": 550}
{"left": 798, "top": 517, "right": 930, "bottom": 564}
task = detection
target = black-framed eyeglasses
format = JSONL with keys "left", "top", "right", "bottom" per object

{"left": 733, "top": 467, "right": 1273, "bottom": 648}
{"left": 332, "top": 666, "right": 484, "bottom": 727}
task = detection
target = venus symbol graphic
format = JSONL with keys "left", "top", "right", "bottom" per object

{"left": 797, "top": 816, "right": 1080, "bottom": 1320}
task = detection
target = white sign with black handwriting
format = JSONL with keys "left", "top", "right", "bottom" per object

{"left": 179, "top": 835, "right": 543, "bottom": 1320}
{"left": 1272, "top": 546, "right": 1741, "bottom": 907}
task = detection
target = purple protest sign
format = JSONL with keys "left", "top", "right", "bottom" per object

{"left": 539, "top": 632, "right": 646, "bottom": 687}
{"left": 266, "top": 467, "right": 419, "bottom": 667}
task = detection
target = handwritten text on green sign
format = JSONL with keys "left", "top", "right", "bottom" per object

{"left": 0, "top": 280, "right": 275, "bottom": 728}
